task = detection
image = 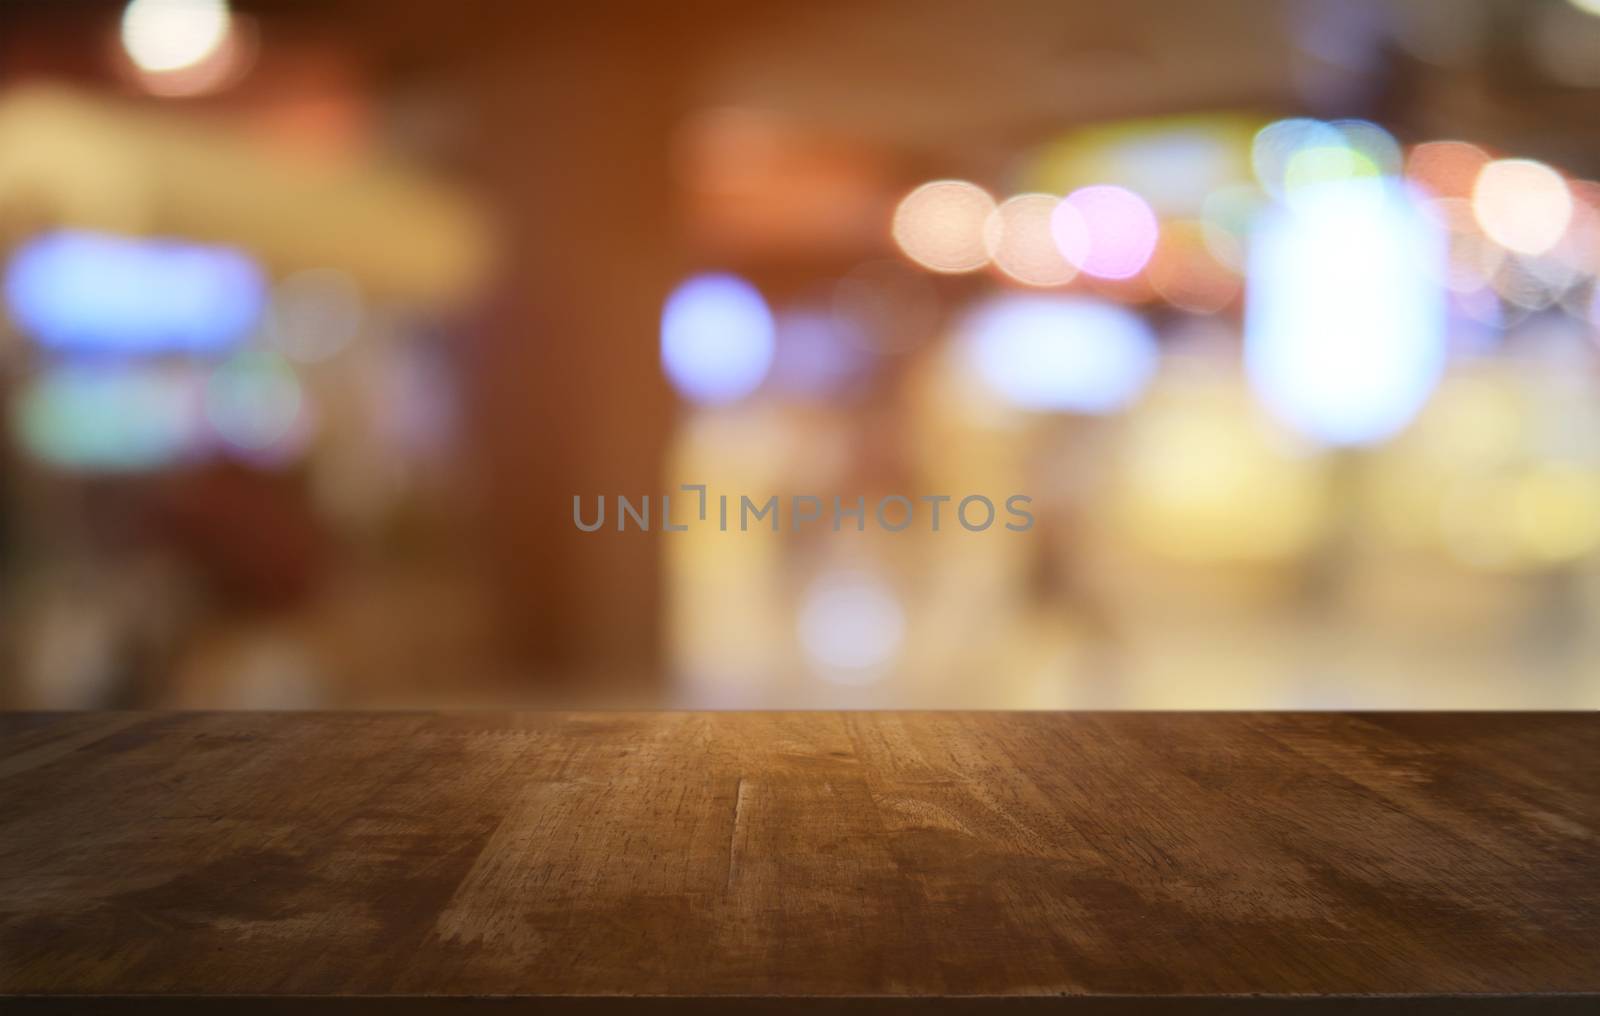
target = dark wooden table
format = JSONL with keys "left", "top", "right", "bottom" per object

{"left": 0, "top": 712, "right": 1595, "bottom": 1013}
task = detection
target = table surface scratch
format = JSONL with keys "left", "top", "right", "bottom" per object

{"left": 0, "top": 711, "right": 1595, "bottom": 1011}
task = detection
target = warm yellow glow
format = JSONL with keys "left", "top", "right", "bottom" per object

{"left": 891, "top": 180, "right": 995, "bottom": 274}
{"left": 1283, "top": 145, "right": 1378, "bottom": 192}
{"left": 1438, "top": 474, "right": 1522, "bottom": 570}
{"left": 1109, "top": 376, "right": 1328, "bottom": 564}
{"left": 1414, "top": 375, "right": 1525, "bottom": 469}
{"left": 121, "top": 0, "right": 231, "bottom": 74}
{"left": 982, "top": 193, "right": 1077, "bottom": 287}
{"left": 1514, "top": 465, "right": 1600, "bottom": 563}
{"left": 1472, "top": 159, "right": 1573, "bottom": 255}
{"left": 1568, "top": 0, "right": 1600, "bottom": 17}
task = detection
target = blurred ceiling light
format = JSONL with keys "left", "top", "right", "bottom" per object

{"left": 204, "top": 350, "right": 312, "bottom": 462}
{"left": 891, "top": 180, "right": 995, "bottom": 273}
{"left": 1572, "top": 0, "right": 1600, "bottom": 14}
{"left": 1246, "top": 179, "right": 1447, "bottom": 446}
{"left": 660, "top": 273, "right": 776, "bottom": 405}
{"left": 797, "top": 571, "right": 904, "bottom": 679}
{"left": 269, "top": 267, "right": 364, "bottom": 363}
{"left": 128, "top": 15, "right": 256, "bottom": 98}
{"left": 14, "top": 364, "right": 201, "bottom": 472}
{"left": 4, "top": 230, "right": 264, "bottom": 354}
{"left": 984, "top": 193, "right": 1077, "bottom": 287}
{"left": 1055, "top": 185, "right": 1158, "bottom": 280}
{"left": 121, "top": 0, "right": 231, "bottom": 73}
{"left": 1406, "top": 141, "right": 1492, "bottom": 200}
{"left": 961, "top": 295, "right": 1157, "bottom": 414}
{"left": 1473, "top": 159, "right": 1573, "bottom": 255}
{"left": 1146, "top": 221, "right": 1240, "bottom": 314}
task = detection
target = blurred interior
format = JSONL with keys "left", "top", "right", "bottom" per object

{"left": 2, "top": 0, "right": 1599, "bottom": 710}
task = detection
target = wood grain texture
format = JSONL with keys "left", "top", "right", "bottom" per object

{"left": 0, "top": 711, "right": 1595, "bottom": 1013}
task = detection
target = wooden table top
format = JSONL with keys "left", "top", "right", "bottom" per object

{"left": 0, "top": 711, "right": 1595, "bottom": 1013}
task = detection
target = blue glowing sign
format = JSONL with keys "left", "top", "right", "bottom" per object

{"left": 5, "top": 230, "right": 266, "bottom": 354}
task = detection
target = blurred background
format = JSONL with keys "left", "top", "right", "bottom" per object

{"left": 1, "top": 0, "right": 1598, "bottom": 710}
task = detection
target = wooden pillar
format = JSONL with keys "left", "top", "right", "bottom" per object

{"left": 460, "top": 15, "right": 684, "bottom": 682}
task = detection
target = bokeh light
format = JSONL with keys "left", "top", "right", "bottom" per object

{"left": 1406, "top": 141, "right": 1492, "bottom": 200}
{"left": 1282, "top": 143, "right": 1378, "bottom": 193}
{"left": 1246, "top": 179, "right": 1447, "bottom": 446}
{"left": 1252, "top": 118, "right": 1401, "bottom": 207}
{"left": 5, "top": 230, "right": 265, "bottom": 354}
{"left": 204, "top": 350, "right": 311, "bottom": 461}
{"left": 962, "top": 294, "right": 1158, "bottom": 413}
{"left": 1472, "top": 159, "right": 1573, "bottom": 255}
{"left": 983, "top": 193, "right": 1077, "bottom": 287}
{"left": 769, "top": 306, "right": 869, "bottom": 398}
{"left": 269, "top": 268, "right": 364, "bottom": 363}
{"left": 1109, "top": 374, "right": 1328, "bottom": 564}
{"left": 14, "top": 365, "right": 200, "bottom": 472}
{"left": 1018, "top": 116, "right": 1259, "bottom": 218}
{"left": 1056, "top": 185, "right": 1158, "bottom": 280}
{"left": 1145, "top": 220, "right": 1240, "bottom": 314}
{"left": 1331, "top": 120, "right": 1403, "bottom": 177}
{"left": 1494, "top": 251, "right": 1580, "bottom": 311}
{"left": 660, "top": 273, "right": 776, "bottom": 405}
{"left": 1546, "top": 180, "right": 1600, "bottom": 289}
{"left": 1251, "top": 118, "right": 1345, "bottom": 197}
{"left": 797, "top": 571, "right": 905, "bottom": 680}
{"left": 1420, "top": 197, "right": 1505, "bottom": 294}
{"left": 891, "top": 180, "right": 995, "bottom": 274}
{"left": 1514, "top": 464, "right": 1600, "bottom": 564}
{"left": 121, "top": 0, "right": 231, "bottom": 73}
